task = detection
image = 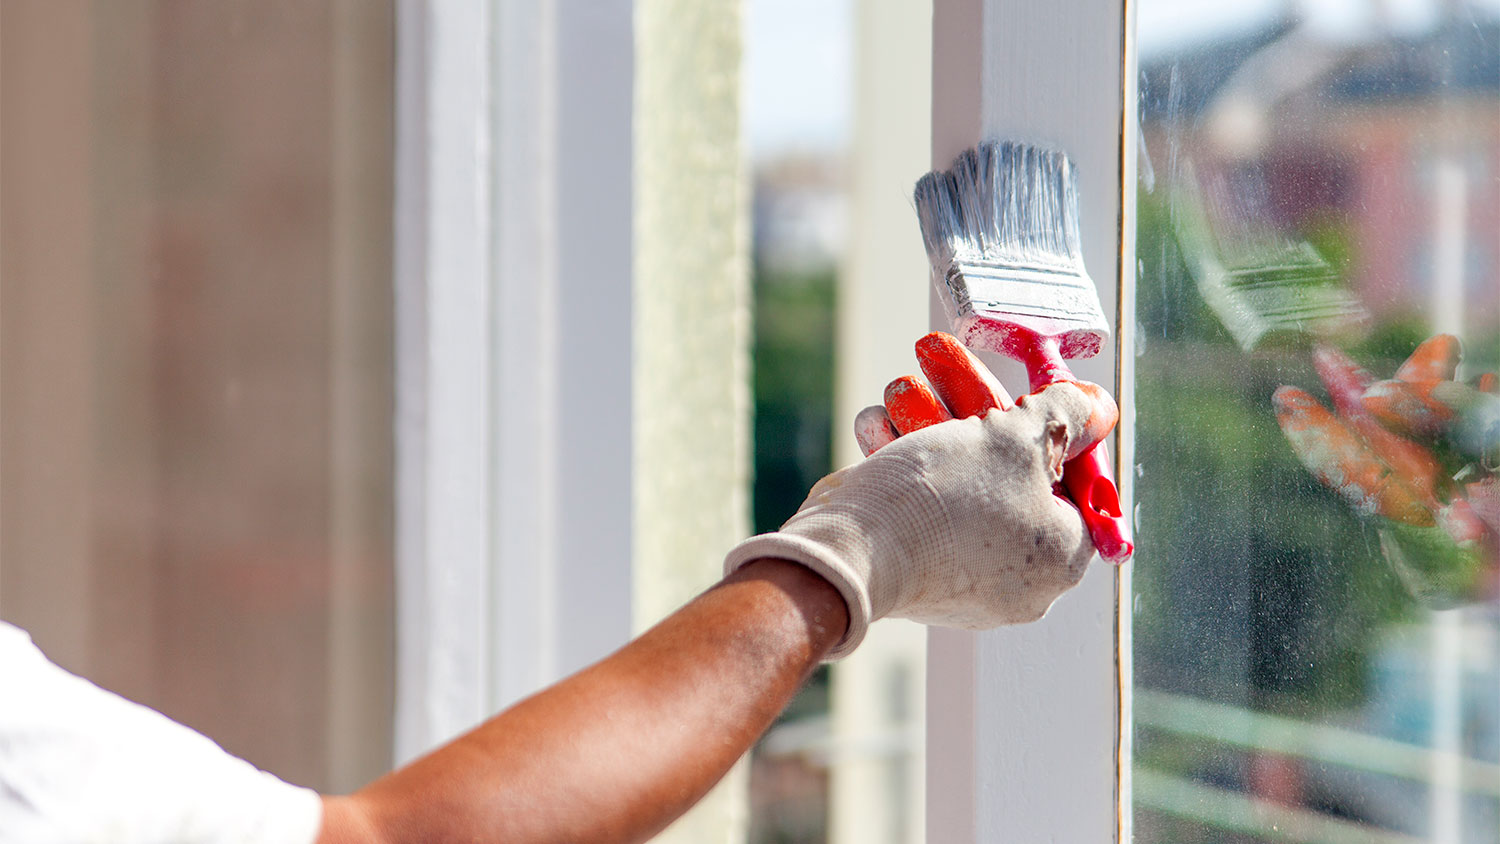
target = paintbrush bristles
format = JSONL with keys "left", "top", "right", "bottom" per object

{"left": 918, "top": 142, "right": 1086, "bottom": 274}
{"left": 915, "top": 140, "right": 1110, "bottom": 359}
{"left": 914, "top": 171, "right": 963, "bottom": 278}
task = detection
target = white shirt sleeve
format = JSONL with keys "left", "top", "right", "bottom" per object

{"left": 0, "top": 621, "right": 324, "bottom": 844}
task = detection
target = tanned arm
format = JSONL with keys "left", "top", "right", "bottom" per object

{"left": 317, "top": 558, "right": 848, "bottom": 844}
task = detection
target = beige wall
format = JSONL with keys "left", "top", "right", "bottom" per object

{"left": 0, "top": 0, "right": 395, "bottom": 794}
{"left": 634, "top": 0, "right": 752, "bottom": 841}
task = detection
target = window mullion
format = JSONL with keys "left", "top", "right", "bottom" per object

{"left": 926, "top": 1, "right": 1134, "bottom": 840}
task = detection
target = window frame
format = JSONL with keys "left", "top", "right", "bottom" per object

{"left": 390, "top": 0, "right": 638, "bottom": 763}
{"left": 925, "top": 1, "right": 1136, "bottom": 840}
{"left": 392, "top": 0, "right": 1142, "bottom": 836}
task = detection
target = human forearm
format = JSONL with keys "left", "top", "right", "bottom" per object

{"left": 319, "top": 558, "right": 847, "bottom": 844}
{"left": 318, "top": 333, "right": 1120, "bottom": 843}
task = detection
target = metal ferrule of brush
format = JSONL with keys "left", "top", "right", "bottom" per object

{"left": 939, "top": 258, "right": 1109, "bottom": 358}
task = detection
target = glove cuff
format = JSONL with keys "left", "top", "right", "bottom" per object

{"left": 723, "top": 533, "right": 872, "bottom": 660}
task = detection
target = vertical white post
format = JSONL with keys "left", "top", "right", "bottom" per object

{"left": 393, "top": 0, "right": 497, "bottom": 762}
{"left": 546, "top": 0, "right": 635, "bottom": 680}
{"left": 397, "top": 8, "right": 750, "bottom": 837}
{"left": 832, "top": 3, "right": 933, "bottom": 842}
{"left": 395, "top": 0, "right": 639, "bottom": 763}
{"left": 927, "top": 0, "right": 1132, "bottom": 840}
{"left": 489, "top": 0, "right": 638, "bottom": 708}
{"left": 491, "top": 0, "right": 561, "bottom": 711}
{"left": 1427, "top": 157, "right": 1467, "bottom": 844}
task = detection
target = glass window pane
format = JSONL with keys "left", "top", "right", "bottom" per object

{"left": 0, "top": 0, "right": 395, "bottom": 793}
{"left": 1134, "top": 4, "right": 1499, "bottom": 841}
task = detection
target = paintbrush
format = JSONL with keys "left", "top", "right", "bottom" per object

{"left": 1173, "top": 159, "right": 1367, "bottom": 352}
{"left": 915, "top": 140, "right": 1132, "bottom": 564}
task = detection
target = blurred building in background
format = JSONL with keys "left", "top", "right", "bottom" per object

{"left": 1140, "top": 11, "right": 1500, "bottom": 336}
{"left": 1133, "top": 3, "right": 1500, "bottom": 840}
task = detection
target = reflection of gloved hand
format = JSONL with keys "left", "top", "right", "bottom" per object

{"left": 724, "top": 333, "right": 1119, "bottom": 659}
{"left": 1273, "top": 335, "right": 1499, "bottom": 606}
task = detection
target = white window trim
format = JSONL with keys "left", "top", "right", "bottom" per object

{"left": 926, "top": 1, "right": 1136, "bottom": 840}
{"left": 394, "top": 0, "right": 1141, "bottom": 836}
{"left": 490, "top": 0, "right": 637, "bottom": 714}
{"left": 392, "top": 0, "right": 499, "bottom": 762}
{"left": 391, "top": 0, "right": 637, "bottom": 764}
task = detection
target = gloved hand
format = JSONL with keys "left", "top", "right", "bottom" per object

{"left": 1273, "top": 335, "right": 1499, "bottom": 607}
{"left": 724, "top": 333, "right": 1120, "bottom": 659}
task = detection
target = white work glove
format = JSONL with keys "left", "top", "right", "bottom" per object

{"left": 724, "top": 336, "right": 1118, "bottom": 659}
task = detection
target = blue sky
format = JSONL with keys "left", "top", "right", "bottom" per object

{"left": 742, "top": 0, "right": 854, "bottom": 159}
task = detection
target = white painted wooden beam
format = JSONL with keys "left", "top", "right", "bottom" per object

{"left": 927, "top": 0, "right": 1135, "bottom": 840}
{"left": 832, "top": 2, "right": 934, "bottom": 842}
{"left": 491, "top": 0, "right": 561, "bottom": 715}
{"left": 393, "top": 0, "right": 638, "bottom": 764}
{"left": 546, "top": 0, "right": 635, "bottom": 681}
{"left": 393, "top": 0, "right": 497, "bottom": 763}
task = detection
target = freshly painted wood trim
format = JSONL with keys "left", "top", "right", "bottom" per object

{"left": 394, "top": 0, "right": 638, "bottom": 764}
{"left": 1116, "top": 0, "right": 1139, "bottom": 837}
{"left": 545, "top": 0, "right": 635, "bottom": 681}
{"left": 490, "top": 0, "right": 561, "bottom": 714}
{"left": 392, "top": 0, "right": 497, "bottom": 763}
{"left": 927, "top": 0, "right": 1132, "bottom": 840}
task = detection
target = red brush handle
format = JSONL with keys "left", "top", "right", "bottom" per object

{"left": 1063, "top": 442, "right": 1133, "bottom": 564}
{"left": 1023, "top": 336, "right": 1134, "bottom": 565}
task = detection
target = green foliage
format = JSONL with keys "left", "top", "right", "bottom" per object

{"left": 751, "top": 268, "right": 836, "bottom": 535}
{"left": 746, "top": 265, "right": 837, "bottom": 844}
{"left": 1133, "top": 188, "right": 1417, "bottom": 720}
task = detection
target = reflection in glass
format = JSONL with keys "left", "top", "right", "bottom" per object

{"left": 1134, "top": 3, "right": 1499, "bottom": 841}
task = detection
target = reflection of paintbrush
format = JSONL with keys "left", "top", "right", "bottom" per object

{"left": 1173, "top": 160, "right": 1368, "bottom": 352}
{"left": 915, "top": 141, "right": 1131, "bottom": 564}
{"left": 1176, "top": 162, "right": 1492, "bottom": 555}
